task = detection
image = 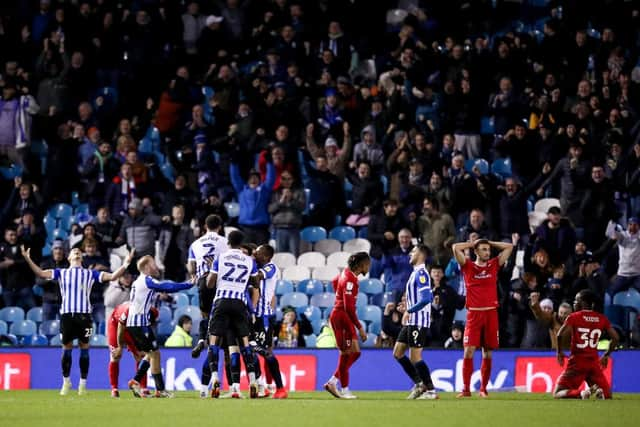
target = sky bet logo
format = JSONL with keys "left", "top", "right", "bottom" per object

{"left": 0, "top": 354, "right": 31, "bottom": 390}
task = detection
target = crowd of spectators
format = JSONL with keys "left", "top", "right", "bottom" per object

{"left": 0, "top": 0, "right": 640, "bottom": 349}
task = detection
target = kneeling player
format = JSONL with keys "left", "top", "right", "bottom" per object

{"left": 393, "top": 245, "right": 438, "bottom": 400}
{"left": 554, "top": 289, "right": 618, "bottom": 400}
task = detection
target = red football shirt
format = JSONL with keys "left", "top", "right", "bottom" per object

{"left": 111, "top": 302, "right": 130, "bottom": 325}
{"left": 565, "top": 310, "right": 611, "bottom": 360}
{"left": 332, "top": 268, "right": 360, "bottom": 328}
{"left": 461, "top": 257, "right": 500, "bottom": 309}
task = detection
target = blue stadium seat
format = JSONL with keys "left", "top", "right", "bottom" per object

{"left": 190, "top": 293, "right": 200, "bottom": 307}
{"left": 49, "top": 335, "right": 62, "bottom": 346}
{"left": 172, "top": 293, "right": 190, "bottom": 308}
{"left": 0, "top": 306, "right": 25, "bottom": 323}
{"left": 480, "top": 116, "right": 495, "bottom": 135}
{"left": 4, "top": 334, "right": 18, "bottom": 346}
{"left": 298, "top": 279, "right": 324, "bottom": 296}
{"left": 304, "top": 334, "right": 317, "bottom": 347}
{"left": 158, "top": 306, "right": 172, "bottom": 325}
{"left": 48, "top": 203, "right": 73, "bottom": 220}
{"left": 454, "top": 309, "right": 467, "bottom": 323}
{"left": 357, "top": 227, "right": 368, "bottom": 239}
{"left": 10, "top": 320, "right": 37, "bottom": 337}
{"left": 91, "top": 334, "right": 108, "bottom": 346}
{"left": 48, "top": 228, "right": 69, "bottom": 243}
{"left": 23, "top": 334, "right": 49, "bottom": 346}
{"left": 275, "top": 279, "right": 295, "bottom": 296}
{"left": 329, "top": 226, "right": 356, "bottom": 243}
{"left": 39, "top": 320, "right": 60, "bottom": 337}
{"left": 300, "top": 226, "right": 327, "bottom": 244}
{"left": 359, "top": 278, "right": 384, "bottom": 296}
{"left": 71, "top": 191, "right": 80, "bottom": 207}
{"left": 368, "top": 321, "right": 381, "bottom": 335}
{"left": 74, "top": 203, "right": 90, "bottom": 215}
{"left": 604, "top": 305, "right": 631, "bottom": 331}
{"left": 363, "top": 333, "right": 378, "bottom": 348}
{"left": 0, "top": 164, "right": 23, "bottom": 180}
{"left": 310, "top": 292, "right": 335, "bottom": 309}
{"left": 380, "top": 175, "right": 388, "bottom": 195}
{"left": 360, "top": 305, "right": 383, "bottom": 324}
{"left": 0, "top": 320, "right": 7, "bottom": 335}
{"left": 279, "top": 292, "right": 309, "bottom": 308}
{"left": 275, "top": 307, "right": 283, "bottom": 322}
{"left": 160, "top": 162, "right": 176, "bottom": 183}
{"left": 26, "top": 307, "right": 43, "bottom": 323}
{"left": 224, "top": 202, "right": 240, "bottom": 218}
{"left": 43, "top": 214, "right": 57, "bottom": 234}
{"left": 464, "top": 158, "right": 489, "bottom": 175}
{"left": 174, "top": 305, "right": 202, "bottom": 325}
{"left": 42, "top": 243, "right": 52, "bottom": 258}
{"left": 296, "top": 305, "right": 322, "bottom": 323}
{"left": 157, "top": 320, "right": 174, "bottom": 338}
{"left": 613, "top": 289, "right": 640, "bottom": 312}
{"left": 356, "top": 293, "right": 367, "bottom": 309}
{"left": 370, "top": 292, "right": 395, "bottom": 307}
{"left": 491, "top": 157, "right": 512, "bottom": 179}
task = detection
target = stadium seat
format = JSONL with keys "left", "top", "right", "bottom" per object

{"left": 454, "top": 309, "right": 467, "bottom": 323}
{"left": 312, "top": 265, "right": 340, "bottom": 282}
{"left": 26, "top": 307, "right": 43, "bottom": 323}
{"left": 273, "top": 252, "right": 297, "bottom": 270}
{"left": 279, "top": 292, "right": 309, "bottom": 308}
{"left": 491, "top": 157, "right": 512, "bottom": 179}
{"left": 528, "top": 211, "right": 547, "bottom": 233}
{"left": 48, "top": 203, "right": 73, "bottom": 220}
{"left": 359, "top": 278, "right": 384, "bottom": 296}
{"left": 43, "top": 215, "right": 56, "bottom": 234}
{"left": 75, "top": 203, "right": 90, "bottom": 215}
{"left": 275, "top": 279, "right": 295, "bottom": 296}
{"left": 342, "top": 238, "right": 371, "bottom": 254}
{"left": 362, "top": 333, "right": 378, "bottom": 348}
{"left": 371, "top": 292, "right": 395, "bottom": 307}
{"left": 48, "top": 228, "right": 69, "bottom": 243}
{"left": 91, "top": 334, "right": 108, "bottom": 346}
{"left": 190, "top": 293, "right": 200, "bottom": 307}
{"left": 314, "top": 239, "right": 342, "bottom": 256}
{"left": 480, "top": 116, "right": 495, "bottom": 135}
{"left": 39, "top": 320, "right": 60, "bottom": 337}
{"left": 329, "top": 226, "right": 356, "bottom": 243}
{"left": 224, "top": 202, "right": 240, "bottom": 218}
{"left": 0, "top": 320, "right": 7, "bottom": 335}
{"left": 10, "top": 319, "right": 37, "bottom": 337}
{"left": 174, "top": 305, "right": 202, "bottom": 325}
{"left": 0, "top": 306, "right": 25, "bottom": 323}
{"left": 613, "top": 289, "right": 640, "bottom": 312}
{"left": 360, "top": 305, "right": 383, "bottom": 324}
{"left": 298, "top": 279, "right": 325, "bottom": 296}
{"left": 357, "top": 227, "right": 368, "bottom": 239}
{"left": 380, "top": 175, "right": 389, "bottom": 195}
{"left": 300, "top": 226, "right": 327, "bottom": 244}
{"left": 297, "top": 252, "right": 326, "bottom": 269}
{"left": 158, "top": 306, "right": 172, "bottom": 325}
{"left": 275, "top": 307, "right": 283, "bottom": 322}
{"left": 296, "top": 305, "right": 322, "bottom": 323}
{"left": 23, "top": 334, "right": 49, "bottom": 346}
{"left": 172, "top": 293, "right": 190, "bottom": 308}
{"left": 464, "top": 158, "right": 489, "bottom": 175}
{"left": 304, "top": 334, "right": 317, "bottom": 347}
{"left": 368, "top": 321, "right": 381, "bottom": 335}
{"left": 356, "top": 294, "right": 367, "bottom": 309}
{"left": 157, "top": 320, "right": 174, "bottom": 338}
{"left": 4, "top": 334, "right": 18, "bottom": 346}
{"left": 310, "top": 293, "right": 335, "bottom": 309}
{"left": 534, "top": 198, "right": 561, "bottom": 214}
{"left": 326, "top": 252, "right": 350, "bottom": 269}
{"left": 282, "top": 265, "right": 311, "bottom": 282}
{"left": 604, "top": 305, "right": 631, "bottom": 331}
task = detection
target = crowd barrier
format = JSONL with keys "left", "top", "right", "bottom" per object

{"left": 1, "top": 348, "right": 638, "bottom": 392}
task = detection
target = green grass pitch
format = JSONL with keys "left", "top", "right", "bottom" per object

{"left": 2, "top": 391, "right": 639, "bottom": 427}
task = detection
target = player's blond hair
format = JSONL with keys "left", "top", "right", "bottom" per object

{"left": 137, "top": 255, "right": 154, "bottom": 272}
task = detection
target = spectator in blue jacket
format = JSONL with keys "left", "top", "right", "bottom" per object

{"left": 230, "top": 157, "right": 276, "bottom": 245}
{"left": 382, "top": 228, "right": 414, "bottom": 301}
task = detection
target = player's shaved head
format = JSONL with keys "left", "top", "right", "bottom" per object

{"left": 575, "top": 289, "right": 597, "bottom": 311}
{"left": 137, "top": 255, "right": 154, "bottom": 272}
{"left": 205, "top": 214, "right": 222, "bottom": 232}
{"left": 227, "top": 230, "right": 245, "bottom": 248}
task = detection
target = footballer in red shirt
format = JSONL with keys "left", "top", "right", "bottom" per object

{"left": 324, "top": 252, "right": 370, "bottom": 399}
{"left": 108, "top": 302, "right": 157, "bottom": 397}
{"left": 554, "top": 289, "right": 619, "bottom": 399}
{"left": 452, "top": 238, "right": 513, "bottom": 398}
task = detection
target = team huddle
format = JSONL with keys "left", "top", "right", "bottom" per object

{"left": 20, "top": 215, "right": 618, "bottom": 400}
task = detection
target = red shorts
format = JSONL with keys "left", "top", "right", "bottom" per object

{"left": 556, "top": 357, "right": 611, "bottom": 398}
{"left": 329, "top": 310, "right": 356, "bottom": 351}
{"left": 463, "top": 309, "right": 499, "bottom": 349}
{"left": 107, "top": 320, "right": 139, "bottom": 356}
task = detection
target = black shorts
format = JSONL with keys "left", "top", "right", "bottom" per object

{"left": 209, "top": 298, "right": 251, "bottom": 339}
{"left": 397, "top": 326, "right": 431, "bottom": 348}
{"left": 60, "top": 313, "right": 93, "bottom": 345}
{"left": 251, "top": 315, "right": 276, "bottom": 349}
{"left": 198, "top": 276, "right": 215, "bottom": 316}
{"left": 127, "top": 326, "right": 159, "bottom": 352}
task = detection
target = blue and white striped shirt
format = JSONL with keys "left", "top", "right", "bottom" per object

{"left": 405, "top": 264, "right": 433, "bottom": 328}
{"left": 188, "top": 232, "right": 228, "bottom": 279}
{"left": 54, "top": 267, "right": 104, "bottom": 315}
{"left": 256, "top": 263, "right": 279, "bottom": 317}
{"left": 127, "top": 275, "right": 192, "bottom": 327}
{"left": 212, "top": 249, "right": 258, "bottom": 304}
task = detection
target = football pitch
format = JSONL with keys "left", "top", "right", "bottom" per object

{"left": 2, "top": 391, "right": 639, "bottom": 427}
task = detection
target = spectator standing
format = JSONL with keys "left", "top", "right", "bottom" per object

{"left": 268, "top": 171, "right": 305, "bottom": 256}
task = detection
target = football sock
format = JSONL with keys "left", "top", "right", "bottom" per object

{"left": 266, "top": 355, "right": 284, "bottom": 389}
{"left": 462, "top": 358, "right": 473, "bottom": 392}
{"left": 198, "top": 319, "right": 208, "bottom": 342}
{"left": 347, "top": 351, "right": 361, "bottom": 369}
{"left": 62, "top": 349, "right": 72, "bottom": 378}
{"left": 480, "top": 358, "right": 492, "bottom": 391}
{"left": 338, "top": 353, "right": 351, "bottom": 388}
{"left": 153, "top": 373, "right": 165, "bottom": 392}
{"left": 396, "top": 355, "right": 420, "bottom": 384}
{"left": 254, "top": 353, "right": 262, "bottom": 379}
{"left": 140, "top": 366, "right": 148, "bottom": 389}
{"left": 201, "top": 357, "right": 212, "bottom": 387}
{"left": 224, "top": 350, "right": 233, "bottom": 385}
{"left": 108, "top": 361, "right": 119, "bottom": 389}
{"left": 207, "top": 345, "right": 220, "bottom": 378}
{"left": 240, "top": 346, "right": 257, "bottom": 383}
{"left": 414, "top": 360, "right": 434, "bottom": 390}
{"left": 134, "top": 359, "right": 150, "bottom": 383}
{"left": 230, "top": 352, "right": 241, "bottom": 384}
{"left": 79, "top": 349, "right": 90, "bottom": 379}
